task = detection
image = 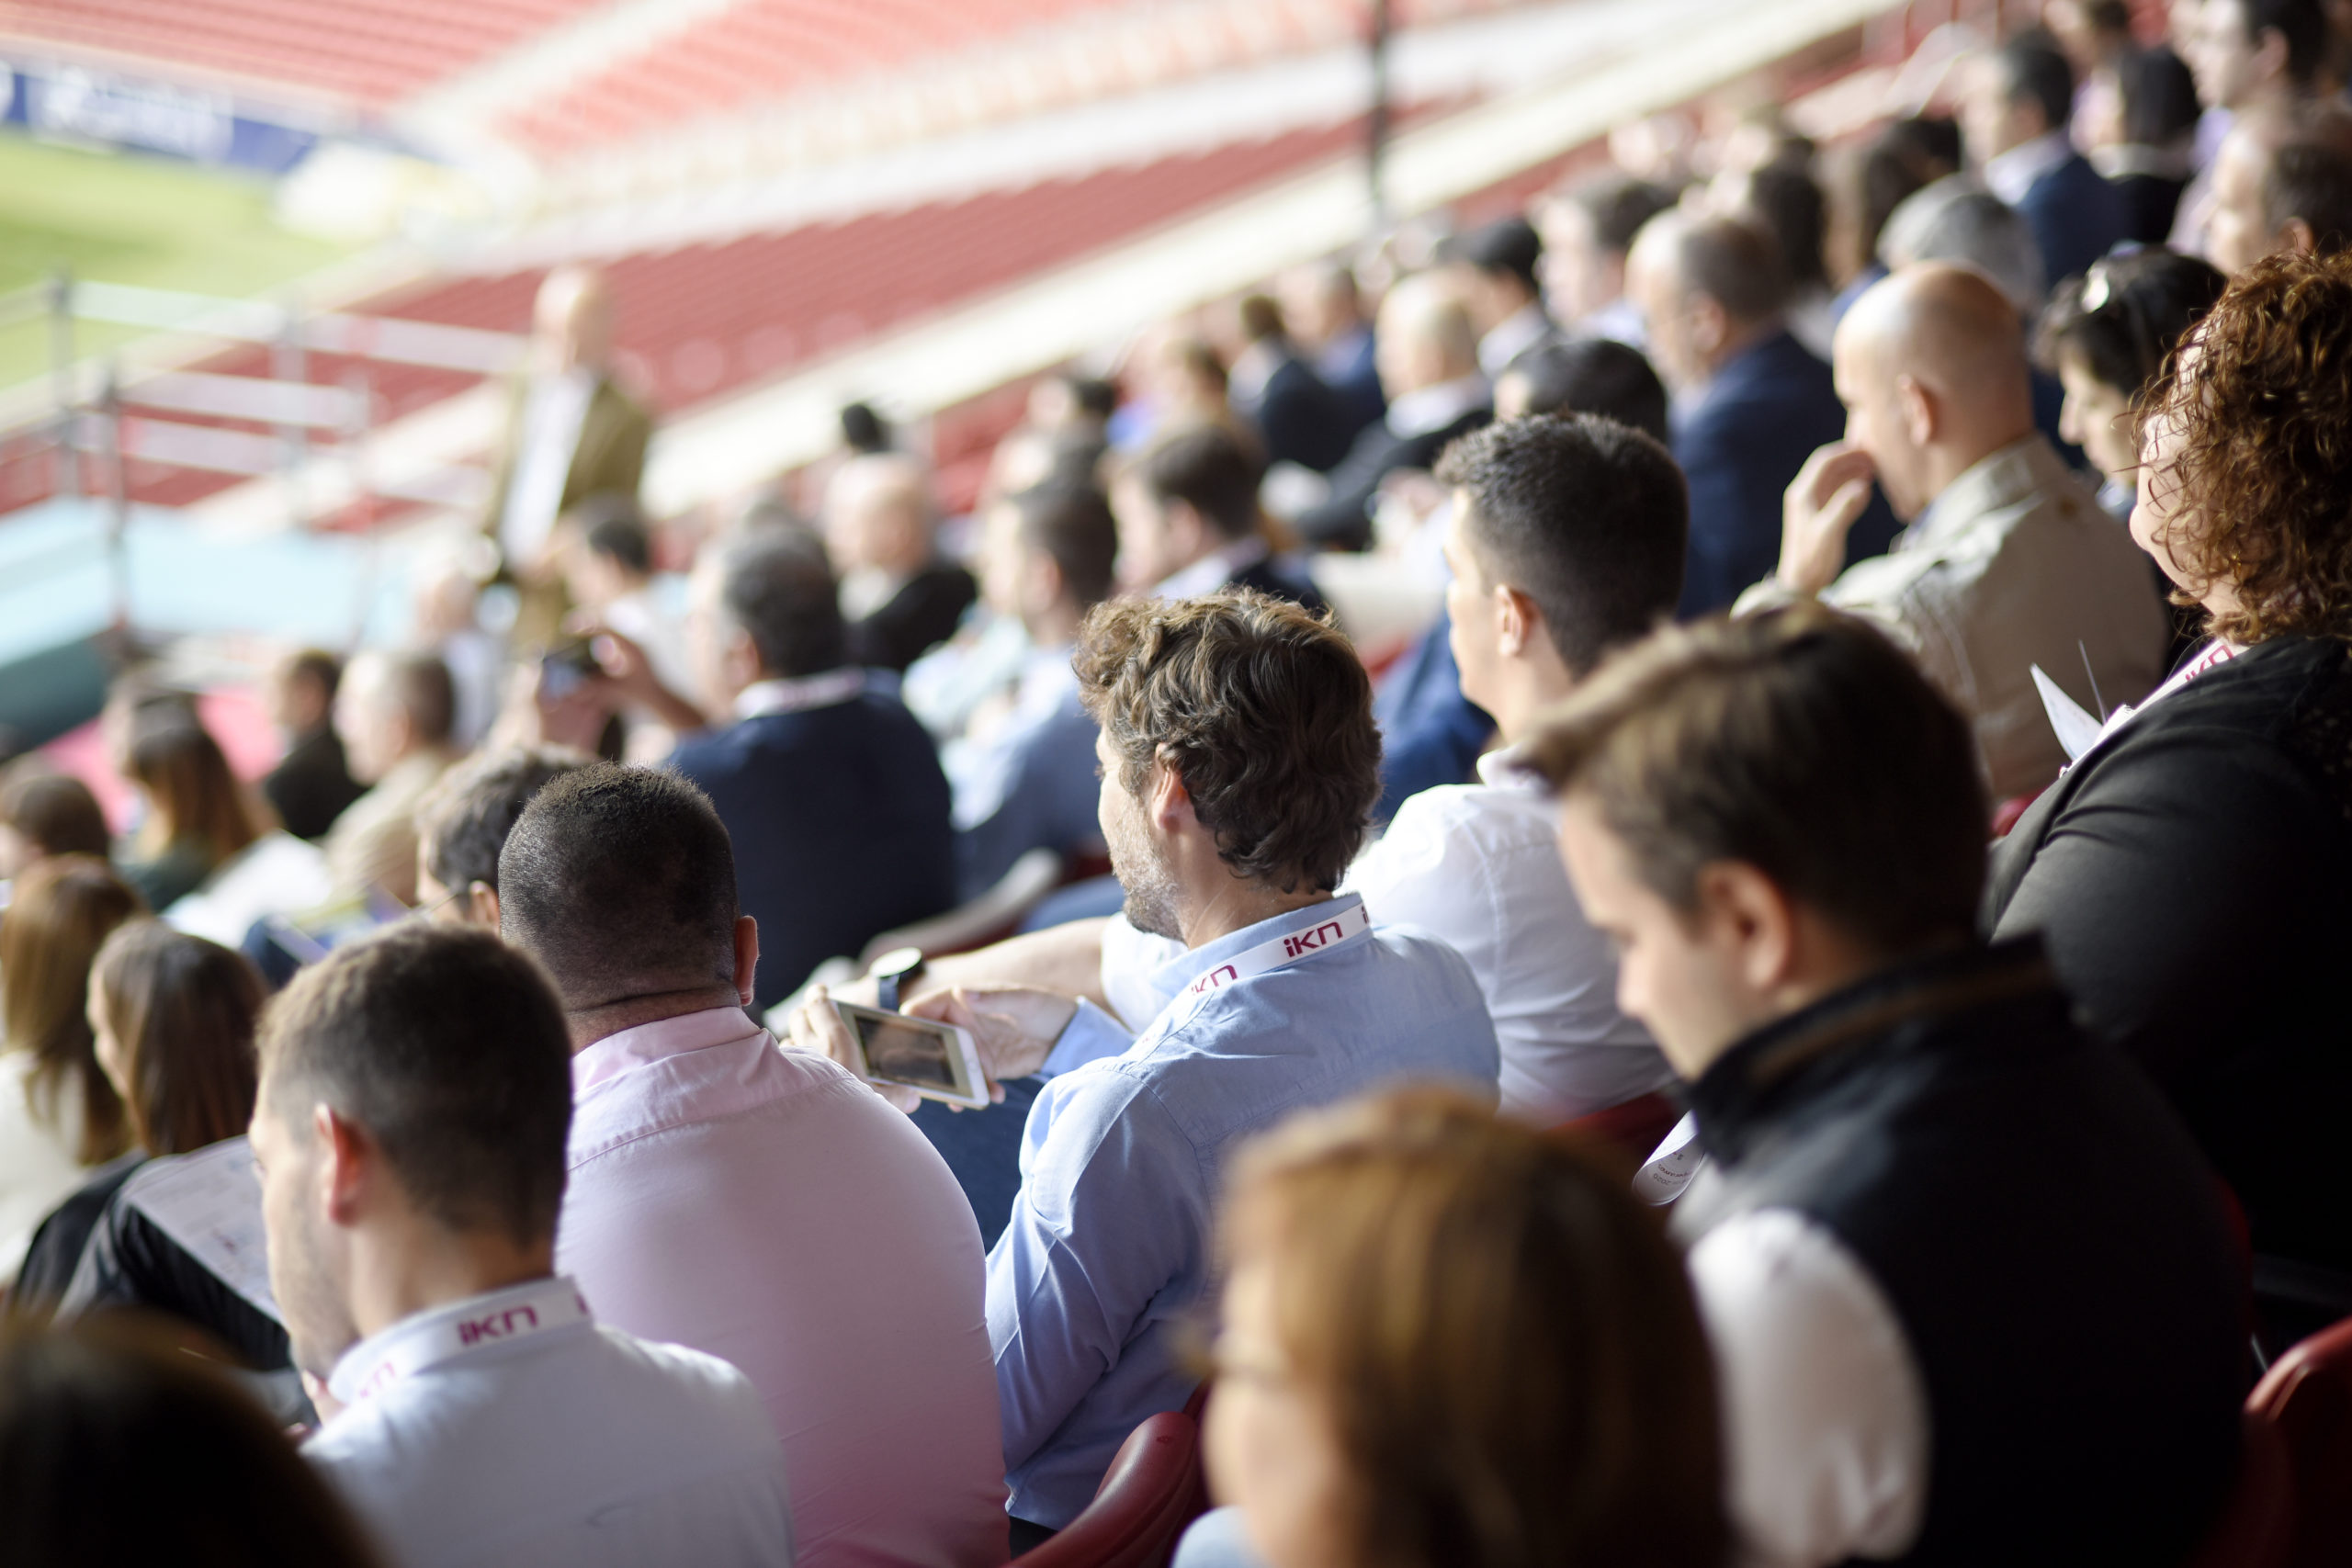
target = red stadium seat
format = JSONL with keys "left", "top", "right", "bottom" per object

{"left": 1561, "top": 1089, "right": 1682, "bottom": 1167}
{"left": 1014, "top": 1411, "right": 1206, "bottom": 1568}
{"left": 2248, "top": 1313, "right": 2352, "bottom": 1568}
{"left": 2188, "top": 1413, "right": 2294, "bottom": 1568}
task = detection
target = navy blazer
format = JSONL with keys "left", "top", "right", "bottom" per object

{"left": 670, "top": 687, "right": 956, "bottom": 1010}
{"left": 2016, "top": 152, "right": 2132, "bottom": 291}
{"left": 1674, "top": 329, "right": 1886, "bottom": 616}
{"left": 1237, "top": 354, "right": 1356, "bottom": 473}
{"left": 1298, "top": 406, "right": 1491, "bottom": 551}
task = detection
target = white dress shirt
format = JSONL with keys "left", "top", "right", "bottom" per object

{"left": 499, "top": 369, "right": 595, "bottom": 568}
{"left": 1982, "top": 129, "right": 2075, "bottom": 208}
{"left": 1384, "top": 374, "right": 1490, "bottom": 439}
{"left": 559, "top": 1007, "right": 1008, "bottom": 1568}
{"left": 1151, "top": 537, "right": 1272, "bottom": 602}
{"left": 1477, "top": 302, "right": 1556, "bottom": 378}
{"left": 1340, "top": 752, "right": 1674, "bottom": 1122}
{"left": 1686, "top": 1204, "right": 1930, "bottom": 1567}
{"left": 305, "top": 1274, "right": 796, "bottom": 1568}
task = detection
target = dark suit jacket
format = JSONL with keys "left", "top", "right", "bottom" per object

{"left": 1314, "top": 328, "right": 1386, "bottom": 440}
{"left": 670, "top": 687, "right": 956, "bottom": 1009}
{"left": 2017, "top": 152, "right": 2132, "bottom": 290}
{"left": 846, "top": 564, "right": 978, "bottom": 674}
{"left": 1986, "top": 636, "right": 2352, "bottom": 1272}
{"left": 263, "top": 725, "right": 364, "bottom": 841}
{"left": 1673, "top": 329, "right": 1866, "bottom": 616}
{"left": 1297, "top": 405, "right": 1491, "bottom": 551}
{"left": 1236, "top": 354, "right": 1355, "bottom": 473}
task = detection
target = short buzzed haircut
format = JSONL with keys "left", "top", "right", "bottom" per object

{"left": 1077, "top": 590, "right": 1379, "bottom": 894}
{"left": 1522, "top": 604, "right": 1988, "bottom": 955}
{"left": 1132, "top": 423, "right": 1265, "bottom": 541}
{"left": 498, "top": 763, "right": 739, "bottom": 1008}
{"left": 1992, "top": 34, "right": 2075, "bottom": 136}
{"left": 718, "top": 529, "right": 846, "bottom": 679}
{"left": 1653, "top": 213, "right": 1791, "bottom": 322}
{"left": 2234, "top": 0, "right": 2330, "bottom": 88}
{"left": 1436, "top": 414, "right": 1687, "bottom": 675}
{"left": 1503, "top": 339, "right": 1670, "bottom": 442}
{"left": 2260, "top": 112, "right": 2352, "bottom": 253}
{"left": 1442, "top": 216, "right": 1544, "bottom": 294}
{"left": 1012, "top": 482, "right": 1119, "bottom": 610}
{"left": 259, "top": 925, "right": 573, "bottom": 1247}
{"left": 379, "top": 653, "right": 456, "bottom": 748}
{"left": 416, "top": 745, "right": 591, "bottom": 895}
{"left": 1562, "top": 173, "right": 1679, "bottom": 256}
{"left": 580, "top": 498, "right": 652, "bottom": 578}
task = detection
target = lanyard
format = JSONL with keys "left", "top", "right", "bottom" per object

{"left": 330, "top": 1276, "right": 592, "bottom": 1407}
{"left": 1180, "top": 900, "right": 1373, "bottom": 1000}
{"left": 2067, "top": 639, "right": 2241, "bottom": 776}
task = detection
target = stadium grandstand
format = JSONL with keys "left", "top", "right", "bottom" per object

{"left": 8, "top": 4, "right": 2350, "bottom": 1563}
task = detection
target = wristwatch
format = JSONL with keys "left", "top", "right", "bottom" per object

{"left": 871, "top": 945, "right": 926, "bottom": 1012}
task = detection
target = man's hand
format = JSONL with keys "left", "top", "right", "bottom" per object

{"left": 1777, "top": 442, "right": 1879, "bottom": 596}
{"left": 488, "top": 660, "right": 612, "bottom": 753}
{"left": 565, "top": 619, "right": 714, "bottom": 734}
{"left": 906, "top": 986, "right": 1080, "bottom": 1092}
{"left": 786, "top": 985, "right": 921, "bottom": 1114}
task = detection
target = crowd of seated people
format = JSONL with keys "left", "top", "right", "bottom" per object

{"left": 8, "top": 8, "right": 2352, "bottom": 1564}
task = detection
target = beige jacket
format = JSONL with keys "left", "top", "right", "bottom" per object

{"left": 323, "top": 750, "right": 456, "bottom": 907}
{"left": 1738, "top": 435, "right": 2168, "bottom": 801}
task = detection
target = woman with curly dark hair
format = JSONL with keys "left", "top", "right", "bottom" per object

{"left": 1987, "top": 249, "right": 2352, "bottom": 1329}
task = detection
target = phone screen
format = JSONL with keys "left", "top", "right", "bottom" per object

{"left": 852, "top": 1013, "right": 959, "bottom": 1089}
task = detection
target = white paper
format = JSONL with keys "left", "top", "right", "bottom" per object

{"left": 1633, "top": 1111, "right": 1707, "bottom": 1206}
{"left": 124, "top": 1135, "right": 282, "bottom": 1324}
{"left": 2031, "top": 664, "right": 2106, "bottom": 763}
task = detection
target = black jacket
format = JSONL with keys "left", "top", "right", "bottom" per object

{"left": 1987, "top": 634, "right": 2352, "bottom": 1272}
{"left": 1679, "top": 940, "right": 2246, "bottom": 1566}
{"left": 9, "top": 1153, "right": 144, "bottom": 1322}
{"left": 1295, "top": 406, "right": 1490, "bottom": 551}
{"left": 846, "top": 564, "right": 978, "bottom": 674}
{"left": 263, "top": 725, "right": 365, "bottom": 841}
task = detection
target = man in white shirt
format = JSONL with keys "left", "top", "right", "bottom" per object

{"left": 1342, "top": 413, "right": 1679, "bottom": 1122}
{"left": 1525, "top": 605, "right": 2246, "bottom": 1568}
{"left": 250, "top": 923, "right": 794, "bottom": 1568}
{"left": 496, "top": 764, "right": 1009, "bottom": 1568}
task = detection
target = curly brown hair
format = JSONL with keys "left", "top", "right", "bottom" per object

{"left": 2141, "top": 249, "right": 2352, "bottom": 645}
{"left": 1075, "top": 590, "right": 1379, "bottom": 893}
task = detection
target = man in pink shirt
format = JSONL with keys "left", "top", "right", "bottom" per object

{"left": 498, "top": 763, "right": 1009, "bottom": 1568}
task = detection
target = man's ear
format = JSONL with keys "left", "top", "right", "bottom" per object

{"left": 315, "top": 1105, "right": 373, "bottom": 1230}
{"left": 733, "top": 914, "right": 760, "bottom": 1009}
{"left": 2282, "top": 216, "right": 2320, "bottom": 256}
{"left": 1895, "top": 374, "right": 1937, "bottom": 448}
{"left": 1692, "top": 860, "right": 1802, "bottom": 996}
{"left": 1494, "top": 583, "right": 1541, "bottom": 660}
{"left": 1147, "top": 750, "right": 1197, "bottom": 838}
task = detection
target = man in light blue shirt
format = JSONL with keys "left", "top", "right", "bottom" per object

{"left": 793, "top": 590, "right": 1498, "bottom": 1542}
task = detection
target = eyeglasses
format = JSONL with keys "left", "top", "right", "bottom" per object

{"left": 403, "top": 885, "right": 469, "bottom": 925}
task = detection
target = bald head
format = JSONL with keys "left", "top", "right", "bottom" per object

{"left": 823, "top": 451, "right": 935, "bottom": 577}
{"left": 532, "top": 265, "right": 614, "bottom": 374}
{"left": 1374, "top": 273, "right": 1481, "bottom": 396}
{"left": 1832, "top": 263, "right": 2036, "bottom": 517}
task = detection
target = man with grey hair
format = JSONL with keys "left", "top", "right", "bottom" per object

{"left": 1627, "top": 209, "right": 1892, "bottom": 615}
{"left": 1295, "top": 271, "right": 1491, "bottom": 549}
{"left": 1878, "top": 177, "right": 2049, "bottom": 315}
{"left": 822, "top": 451, "right": 976, "bottom": 672}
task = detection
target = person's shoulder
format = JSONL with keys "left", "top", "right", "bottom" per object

{"left": 587, "top": 1325, "right": 779, "bottom": 1436}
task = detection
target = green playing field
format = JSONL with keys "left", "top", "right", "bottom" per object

{"left": 0, "top": 130, "right": 347, "bottom": 391}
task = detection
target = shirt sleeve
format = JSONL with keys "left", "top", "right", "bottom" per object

{"left": 1686, "top": 1207, "right": 1928, "bottom": 1568}
{"left": 987, "top": 1077, "right": 1203, "bottom": 1472}
{"left": 1040, "top": 999, "right": 1134, "bottom": 1077}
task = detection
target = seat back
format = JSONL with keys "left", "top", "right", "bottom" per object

{"left": 1560, "top": 1090, "right": 1681, "bottom": 1167}
{"left": 1015, "top": 1411, "right": 1204, "bottom": 1568}
{"left": 2188, "top": 1412, "right": 2295, "bottom": 1568}
{"left": 2250, "top": 1313, "right": 2352, "bottom": 1568}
